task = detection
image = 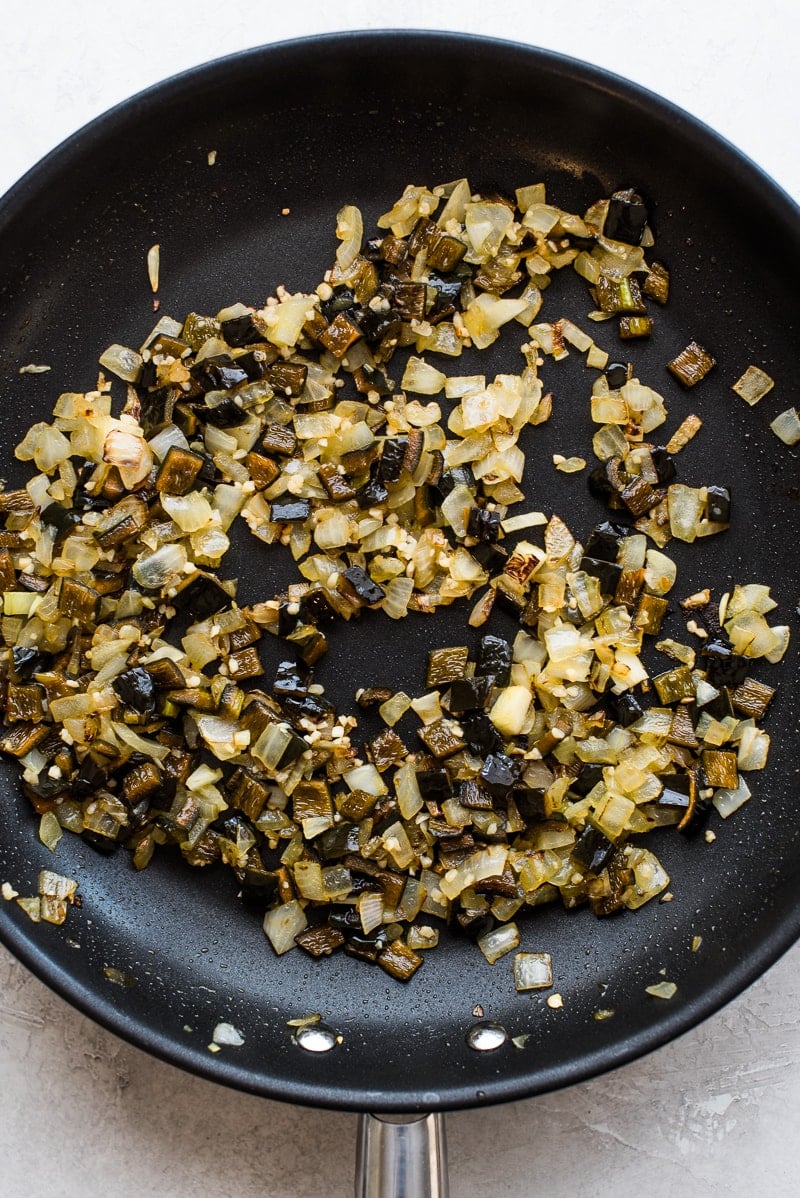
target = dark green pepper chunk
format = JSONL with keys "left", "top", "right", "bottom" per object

{"left": 426, "top": 645, "right": 469, "bottom": 687}
{"left": 378, "top": 939, "right": 424, "bottom": 981}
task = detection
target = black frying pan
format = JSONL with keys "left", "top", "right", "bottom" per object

{"left": 1, "top": 30, "right": 799, "bottom": 1140}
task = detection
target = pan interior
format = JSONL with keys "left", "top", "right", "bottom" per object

{"left": 1, "top": 32, "right": 799, "bottom": 1111}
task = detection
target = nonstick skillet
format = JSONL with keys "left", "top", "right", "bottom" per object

{"left": 1, "top": 29, "right": 800, "bottom": 1196}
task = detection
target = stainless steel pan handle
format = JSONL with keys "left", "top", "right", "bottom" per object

{"left": 355, "top": 1112, "right": 449, "bottom": 1197}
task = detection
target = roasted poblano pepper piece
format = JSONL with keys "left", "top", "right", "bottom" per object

{"left": 426, "top": 645, "right": 469, "bottom": 687}
{"left": 652, "top": 665, "right": 695, "bottom": 705}
{"left": 378, "top": 939, "right": 424, "bottom": 981}
{"left": 155, "top": 446, "right": 205, "bottom": 495}
{"left": 604, "top": 189, "right": 649, "bottom": 245}
{"left": 667, "top": 341, "right": 716, "bottom": 387}
{"left": 618, "top": 315, "right": 653, "bottom": 339}
{"left": 417, "top": 719, "right": 466, "bottom": 759}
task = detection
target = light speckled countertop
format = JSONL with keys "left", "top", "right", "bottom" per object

{"left": 1, "top": 4, "right": 799, "bottom": 1196}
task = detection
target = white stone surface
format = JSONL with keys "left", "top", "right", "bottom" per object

{"left": 1, "top": 3, "right": 799, "bottom": 1196}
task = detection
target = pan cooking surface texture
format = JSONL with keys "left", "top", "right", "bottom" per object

{"left": 1, "top": 32, "right": 799, "bottom": 1111}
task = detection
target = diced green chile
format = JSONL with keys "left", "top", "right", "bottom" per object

{"left": 426, "top": 646, "right": 469, "bottom": 687}
{"left": 476, "top": 635, "right": 512, "bottom": 686}
{"left": 416, "top": 768, "right": 452, "bottom": 801}
{"left": 300, "top": 588, "right": 339, "bottom": 626}
{"left": 603, "top": 690, "right": 646, "bottom": 728}
{"left": 433, "top": 465, "right": 476, "bottom": 503}
{"left": 604, "top": 362, "right": 629, "bottom": 389}
{"left": 273, "top": 661, "right": 309, "bottom": 697}
{"left": 200, "top": 396, "right": 250, "bottom": 428}
{"left": 461, "top": 711, "right": 504, "bottom": 756}
{"left": 701, "top": 639, "right": 749, "bottom": 688}
{"left": 262, "top": 423, "right": 298, "bottom": 456}
{"left": 468, "top": 507, "right": 501, "bottom": 543}
{"left": 571, "top": 827, "right": 616, "bottom": 874}
{"left": 650, "top": 447, "right": 677, "bottom": 484}
{"left": 11, "top": 647, "right": 50, "bottom": 680}
{"left": 569, "top": 761, "right": 606, "bottom": 797}
{"left": 446, "top": 676, "right": 492, "bottom": 713}
{"left": 604, "top": 189, "right": 649, "bottom": 245}
{"left": 356, "top": 472, "right": 390, "bottom": 509}
{"left": 480, "top": 753, "right": 519, "bottom": 797}
{"left": 112, "top": 668, "right": 156, "bottom": 714}
{"left": 585, "top": 521, "right": 628, "bottom": 562}
{"left": 295, "top": 925, "right": 346, "bottom": 957}
{"left": 221, "top": 313, "right": 264, "bottom": 346}
{"left": 173, "top": 572, "right": 231, "bottom": 618}
{"left": 705, "top": 486, "right": 731, "bottom": 524}
{"left": 581, "top": 556, "right": 623, "bottom": 596}
{"left": 379, "top": 438, "right": 408, "bottom": 482}
{"left": 512, "top": 786, "right": 548, "bottom": 820}
{"left": 193, "top": 355, "right": 250, "bottom": 392}
{"left": 341, "top": 566, "right": 385, "bottom": 605}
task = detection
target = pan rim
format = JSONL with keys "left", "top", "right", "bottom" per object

{"left": 1, "top": 27, "right": 799, "bottom": 1113}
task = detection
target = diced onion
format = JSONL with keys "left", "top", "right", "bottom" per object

{"left": 380, "top": 576, "right": 414, "bottom": 619}
{"left": 263, "top": 900, "right": 307, "bottom": 955}
{"left": 770, "top": 407, "right": 800, "bottom": 445}
{"left": 477, "top": 921, "right": 520, "bottom": 964}
{"left": 335, "top": 204, "right": 363, "bottom": 270}
{"left": 379, "top": 692, "right": 412, "bottom": 727}
{"left": 212, "top": 1022, "right": 244, "bottom": 1047}
{"left": 645, "top": 981, "right": 677, "bottom": 1000}
{"left": 732, "top": 365, "right": 774, "bottom": 405}
{"left": 490, "top": 685, "right": 532, "bottom": 737}
{"left": 147, "top": 244, "right": 160, "bottom": 292}
{"left": 401, "top": 357, "right": 447, "bottom": 395}
{"left": 712, "top": 777, "right": 751, "bottom": 818}
{"left": 99, "top": 343, "right": 143, "bottom": 382}
{"left": 513, "top": 951, "right": 553, "bottom": 991}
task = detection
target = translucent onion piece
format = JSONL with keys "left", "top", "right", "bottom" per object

{"left": 382, "top": 821, "right": 415, "bottom": 870}
{"left": 444, "top": 374, "right": 485, "bottom": 399}
{"left": 644, "top": 550, "right": 677, "bottom": 595}
{"left": 344, "top": 764, "right": 387, "bottom": 797}
{"left": 16, "top": 423, "right": 72, "bottom": 473}
{"left": 132, "top": 543, "right": 188, "bottom": 589}
{"left": 212, "top": 1022, "right": 244, "bottom": 1047}
{"left": 104, "top": 426, "right": 153, "bottom": 488}
{"left": 99, "top": 343, "right": 143, "bottom": 382}
{"left": 477, "top": 921, "right": 520, "bottom": 964}
{"left": 490, "top": 685, "right": 532, "bottom": 737}
{"left": 713, "top": 777, "right": 751, "bottom": 818}
{"left": 645, "top": 981, "right": 677, "bottom": 1000}
{"left": 592, "top": 423, "right": 628, "bottom": 461}
{"left": 513, "top": 951, "right": 553, "bottom": 991}
{"left": 261, "top": 292, "right": 317, "bottom": 350}
{"left": 379, "top": 692, "right": 412, "bottom": 727}
{"left": 149, "top": 423, "right": 189, "bottom": 461}
{"left": 668, "top": 484, "right": 704, "bottom": 543}
{"left": 147, "top": 244, "right": 160, "bottom": 292}
{"left": 335, "top": 204, "right": 363, "bottom": 271}
{"left": 358, "top": 891, "right": 385, "bottom": 935}
{"left": 39, "top": 811, "right": 63, "bottom": 852}
{"left": 381, "top": 576, "right": 414, "bottom": 620}
{"left": 263, "top": 900, "right": 307, "bottom": 955}
{"left": 465, "top": 201, "right": 514, "bottom": 259}
{"left": 553, "top": 455, "right": 586, "bottom": 473}
{"left": 401, "top": 357, "right": 447, "bottom": 395}
{"left": 770, "top": 407, "right": 800, "bottom": 445}
{"left": 436, "top": 177, "right": 470, "bottom": 226}
{"left": 737, "top": 725, "right": 770, "bottom": 770}
{"left": 732, "top": 365, "right": 774, "bottom": 405}
{"left": 113, "top": 723, "right": 171, "bottom": 762}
